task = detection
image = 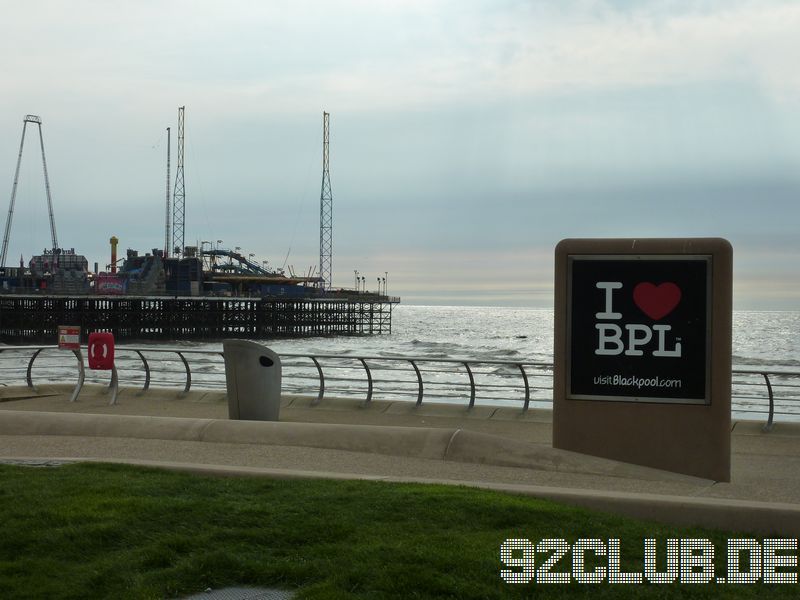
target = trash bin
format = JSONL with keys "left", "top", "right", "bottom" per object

{"left": 223, "top": 340, "right": 282, "bottom": 421}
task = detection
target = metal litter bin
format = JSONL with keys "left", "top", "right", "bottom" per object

{"left": 223, "top": 340, "right": 282, "bottom": 421}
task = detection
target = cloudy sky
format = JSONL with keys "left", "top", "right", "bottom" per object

{"left": 0, "top": 0, "right": 798, "bottom": 308}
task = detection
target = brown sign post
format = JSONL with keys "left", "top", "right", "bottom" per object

{"left": 553, "top": 238, "right": 732, "bottom": 481}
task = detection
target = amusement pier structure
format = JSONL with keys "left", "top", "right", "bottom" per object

{"left": 0, "top": 111, "right": 398, "bottom": 343}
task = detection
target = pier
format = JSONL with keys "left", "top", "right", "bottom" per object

{"left": 0, "top": 295, "right": 398, "bottom": 343}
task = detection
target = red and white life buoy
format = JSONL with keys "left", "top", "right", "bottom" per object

{"left": 88, "top": 332, "right": 115, "bottom": 370}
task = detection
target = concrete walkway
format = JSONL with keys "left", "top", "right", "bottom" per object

{"left": 2, "top": 384, "right": 799, "bottom": 535}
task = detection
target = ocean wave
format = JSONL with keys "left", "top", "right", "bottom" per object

{"left": 486, "top": 348, "right": 520, "bottom": 357}
{"left": 732, "top": 355, "right": 800, "bottom": 370}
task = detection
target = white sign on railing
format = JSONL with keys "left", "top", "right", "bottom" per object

{"left": 57, "top": 325, "right": 81, "bottom": 351}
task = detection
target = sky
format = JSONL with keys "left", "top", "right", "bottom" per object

{"left": 0, "top": 0, "right": 798, "bottom": 309}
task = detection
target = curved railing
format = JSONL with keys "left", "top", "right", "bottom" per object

{"left": 1, "top": 345, "right": 799, "bottom": 430}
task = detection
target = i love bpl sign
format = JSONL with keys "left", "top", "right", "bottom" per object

{"left": 554, "top": 239, "right": 732, "bottom": 482}
{"left": 568, "top": 255, "right": 710, "bottom": 403}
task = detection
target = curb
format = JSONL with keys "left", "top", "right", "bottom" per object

{"left": 0, "top": 409, "right": 704, "bottom": 482}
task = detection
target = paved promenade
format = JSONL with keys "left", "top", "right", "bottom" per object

{"left": 2, "top": 383, "right": 800, "bottom": 535}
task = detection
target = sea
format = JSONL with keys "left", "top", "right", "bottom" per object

{"left": 215, "top": 305, "right": 800, "bottom": 371}
{"left": 4, "top": 305, "right": 800, "bottom": 420}
{"left": 205, "top": 305, "right": 800, "bottom": 421}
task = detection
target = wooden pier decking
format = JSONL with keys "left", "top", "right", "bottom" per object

{"left": 0, "top": 295, "right": 397, "bottom": 343}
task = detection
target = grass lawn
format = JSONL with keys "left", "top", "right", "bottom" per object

{"left": 0, "top": 462, "right": 795, "bottom": 599}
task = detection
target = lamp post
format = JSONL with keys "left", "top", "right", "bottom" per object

{"left": 354, "top": 270, "right": 359, "bottom": 292}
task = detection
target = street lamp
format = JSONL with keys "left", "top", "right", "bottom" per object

{"left": 354, "top": 270, "right": 359, "bottom": 292}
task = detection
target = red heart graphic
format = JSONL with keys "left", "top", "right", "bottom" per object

{"left": 633, "top": 282, "right": 681, "bottom": 320}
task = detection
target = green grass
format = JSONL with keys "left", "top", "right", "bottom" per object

{"left": 0, "top": 462, "right": 794, "bottom": 599}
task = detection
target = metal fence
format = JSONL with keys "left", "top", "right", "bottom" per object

{"left": 1, "top": 344, "right": 799, "bottom": 430}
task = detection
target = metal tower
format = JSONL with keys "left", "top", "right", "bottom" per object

{"left": 164, "top": 126, "right": 171, "bottom": 257}
{"left": 319, "top": 111, "right": 333, "bottom": 291}
{"left": 171, "top": 106, "right": 186, "bottom": 256}
{"left": 1, "top": 115, "right": 59, "bottom": 268}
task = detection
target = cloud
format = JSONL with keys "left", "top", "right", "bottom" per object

{"left": 0, "top": 1, "right": 798, "bottom": 310}
{"left": 463, "top": 1, "right": 800, "bottom": 105}
{"left": 234, "top": 0, "right": 800, "bottom": 111}
{"left": 6, "top": 1, "right": 799, "bottom": 117}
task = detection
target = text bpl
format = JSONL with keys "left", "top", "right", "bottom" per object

{"left": 594, "top": 282, "right": 681, "bottom": 358}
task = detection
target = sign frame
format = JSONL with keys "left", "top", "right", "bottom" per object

{"left": 553, "top": 238, "right": 732, "bottom": 482}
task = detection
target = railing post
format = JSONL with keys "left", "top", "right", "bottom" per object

{"left": 69, "top": 348, "right": 85, "bottom": 403}
{"left": 311, "top": 357, "right": 325, "bottom": 405}
{"left": 176, "top": 351, "right": 191, "bottom": 394}
{"left": 518, "top": 364, "right": 531, "bottom": 412}
{"left": 409, "top": 359, "right": 424, "bottom": 407}
{"left": 359, "top": 358, "right": 373, "bottom": 405}
{"left": 108, "top": 365, "right": 119, "bottom": 405}
{"left": 762, "top": 372, "right": 774, "bottom": 433}
{"left": 463, "top": 361, "right": 476, "bottom": 409}
{"left": 26, "top": 348, "right": 44, "bottom": 388}
{"left": 134, "top": 350, "right": 151, "bottom": 391}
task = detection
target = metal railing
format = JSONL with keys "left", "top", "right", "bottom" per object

{"left": 1, "top": 345, "right": 799, "bottom": 431}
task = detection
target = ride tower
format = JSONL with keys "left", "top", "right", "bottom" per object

{"left": 1, "top": 115, "right": 60, "bottom": 268}
{"left": 171, "top": 106, "right": 186, "bottom": 257}
{"left": 164, "top": 126, "right": 171, "bottom": 258}
{"left": 319, "top": 111, "right": 333, "bottom": 291}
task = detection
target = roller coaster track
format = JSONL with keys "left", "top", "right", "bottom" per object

{"left": 201, "top": 249, "right": 272, "bottom": 276}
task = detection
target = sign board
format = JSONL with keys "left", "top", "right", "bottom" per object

{"left": 96, "top": 274, "right": 126, "bottom": 295}
{"left": 58, "top": 325, "right": 81, "bottom": 350}
{"left": 553, "top": 238, "right": 732, "bottom": 482}
{"left": 568, "top": 255, "right": 710, "bottom": 404}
